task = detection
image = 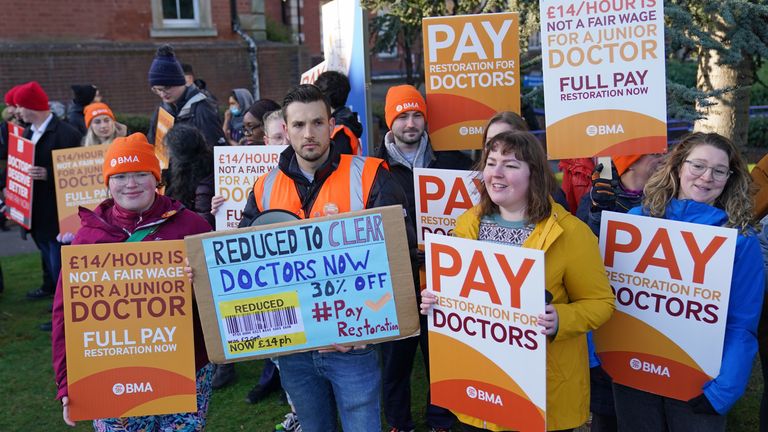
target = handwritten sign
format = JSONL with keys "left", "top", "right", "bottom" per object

{"left": 595, "top": 212, "right": 735, "bottom": 400}
{"left": 186, "top": 206, "right": 420, "bottom": 363}
{"left": 61, "top": 241, "right": 196, "bottom": 420}
{"left": 422, "top": 12, "right": 520, "bottom": 151}
{"left": 53, "top": 145, "right": 108, "bottom": 234}
{"left": 540, "top": 0, "right": 667, "bottom": 158}
{"left": 214, "top": 146, "right": 286, "bottom": 230}
{"left": 4, "top": 133, "right": 34, "bottom": 229}
{"left": 414, "top": 168, "right": 480, "bottom": 245}
{"left": 426, "top": 233, "right": 546, "bottom": 431}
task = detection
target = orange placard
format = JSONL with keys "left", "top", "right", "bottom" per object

{"left": 52, "top": 145, "right": 109, "bottom": 235}
{"left": 62, "top": 241, "right": 196, "bottom": 420}
{"left": 154, "top": 107, "right": 174, "bottom": 169}
{"left": 422, "top": 13, "right": 520, "bottom": 151}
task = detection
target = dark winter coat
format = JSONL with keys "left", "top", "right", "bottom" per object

{"left": 147, "top": 85, "right": 225, "bottom": 148}
{"left": 23, "top": 115, "right": 82, "bottom": 240}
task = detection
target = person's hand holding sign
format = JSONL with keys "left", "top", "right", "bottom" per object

{"left": 538, "top": 305, "right": 559, "bottom": 336}
{"left": 419, "top": 289, "right": 437, "bottom": 315}
{"left": 29, "top": 165, "right": 48, "bottom": 181}
{"left": 61, "top": 396, "right": 76, "bottom": 427}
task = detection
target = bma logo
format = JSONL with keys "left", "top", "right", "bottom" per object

{"left": 585, "top": 124, "right": 625, "bottom": 137}
{"left": 110, "top": 155, "right": 139, "bottom": 167}
{"left": 459, "top": 126, "right": 484, "bottom": 136}
{"left": 112, "top": 382, "right": 154, "bottom": 396}
{"left": 630, "top": 357, "right": 671, "bottom": 378}
{"left": 465, "top": 385, "right": 504, "bottom": 406}
{"left": 396, "top": 102, "right": 421, "bottom": 113}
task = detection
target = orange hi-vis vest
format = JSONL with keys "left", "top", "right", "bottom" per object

{"left": 332, "top": 125, "right": 361, "bottom": 155}
{"left": 252, "top": 154, "right": 384, "bottom": 219}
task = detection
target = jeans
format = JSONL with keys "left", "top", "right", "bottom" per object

{"left": 381, "top": 312, "right": 455, "bottom": 429}
{"left": 32, "top": 235, "right": 61, "bottom": 292}
{"left": 278, "top": 347, "right": 381, "bottom": 432}
{"left": 613, "top": 383, "right": 726, "bottom": 432}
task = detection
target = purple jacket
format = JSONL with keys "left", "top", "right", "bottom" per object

{"left": 51, "top": 194, "right": 211, "bottom": 400}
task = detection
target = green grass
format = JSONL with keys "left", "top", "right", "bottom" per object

{"left": 0, "top": 252, "right": 761, "bottom": 430}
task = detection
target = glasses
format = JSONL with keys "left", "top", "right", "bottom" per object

{"left": 242, "top": 123, "right": 263, "bottom": 136}
{"left": 110, "top": 172, "right": 154, "bottom": 185}
{"left": 683, "top": 160, "right": 732, "bottom": 181}
{"left": 151, "top": 86, "right": 174, "bottom": 96}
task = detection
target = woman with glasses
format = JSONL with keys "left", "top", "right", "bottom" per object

{"left": 613, "top": 132, "right": 764, "bottom": 431}
{"left": 239, "top": 99, "right": 281, "bottom": 146}
{"left": 52, "top": 133, "right": 214, "bottom": 430}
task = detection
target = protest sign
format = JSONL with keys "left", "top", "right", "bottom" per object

{"left": 540, "top": 0, "right": 667, "bottom": 159}
{"left": 301, "top": 60, "right": 328, "bottom": 84}
{"left": 422, "top": 12, "right": 520, "bottom": 151}
{"left": 53, "top": 145, "right": 108, "bottom": 234}
{"left": 61, "top": 241, "right": 196, "bottom": 420}
{"left": 426, "top": 233, "right": 546, "bottom": 431}
{"left": 595, "top": 212, "right": 735, "bottom": 401}
{"left": 414, "top": 168, "right": 481, "bottom": 245}
{"left": 4, "top": 133, "right": 34, "bottom": 229}
{"left": 186, "top": 205, "right": 419, "bottom": 362}
{"left": 154, "top": 107, "right": 174, "bottom": 169}
{"left": 214, "top": 146, "right": 287, "bottom": 230}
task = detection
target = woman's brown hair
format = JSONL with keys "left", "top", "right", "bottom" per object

{"left": 475, "top": 130, "right": 555, "bottom": 224}
{"left": 481, "top": 111, "right": 529, "bottom": 145}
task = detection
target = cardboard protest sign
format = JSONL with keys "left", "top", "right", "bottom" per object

{"left": 422, "top": 13, "right": 520, "bottom": 151}
{"left": 154, "top": 107, "right": 174, "bottom": 169}
{"left": 61, "top": 241, "right": 196, "bottom": 420}
{"left": 4, "top": 133, "right": 34, "bottom": 229}
{"left": 414, "top": 168, "right": 481, "bottom": 245}
{"left": 214, "top": 146, "right": 287, "bottom": 231}
{"left": 53, "top": 145, "right": 108, "bottom": 234}
{"left": 426, "top": 233, "right": 546, "bottom": 431}
{"left": 540, "top": 0, "right": 667, "bottom": 159}
{"left": 594, "top": 212, "right": 735, "bottom": 401}
{"left": 186, "top": 205, "right": 419, "bottom": 362}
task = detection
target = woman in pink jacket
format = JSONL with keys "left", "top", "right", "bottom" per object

{"left": 51, "top": 133, "right": 213, "bottom": 430}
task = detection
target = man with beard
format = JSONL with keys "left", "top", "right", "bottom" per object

{"left": 239, "top": 84, "right": 412, "bottom": 430}
{"left": 375, "top": 84, "right": 472, "bottom": 432}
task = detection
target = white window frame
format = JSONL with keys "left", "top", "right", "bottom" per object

{"left": 150, "top": 0, "right": 217, "bottom": 38}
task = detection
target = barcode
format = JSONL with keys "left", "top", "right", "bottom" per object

{"left": 224, "top": 307, "right": 299, "bottom": 336}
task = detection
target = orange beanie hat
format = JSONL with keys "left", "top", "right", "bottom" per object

{"left": 103, "top": 133, "right": 161, "bottom": 183}
{"left": 84, "top": 102, "right": 115, "bottom": 128}
{"left": 612, "top": 154, "right": 644, "bottom": 176}
{"left": 384, "top": 85, "right": 427, "bottom": 128}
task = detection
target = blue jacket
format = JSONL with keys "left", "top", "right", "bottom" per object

{"left": 629, "top": 199, "right": 764, "bottom": 414}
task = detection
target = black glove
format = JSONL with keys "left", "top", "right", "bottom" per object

{"left": 590, "top": 163, "right": 618, "bottom": 212}
{"left": 687, "top": 393, "right": 718, "bottom": 415}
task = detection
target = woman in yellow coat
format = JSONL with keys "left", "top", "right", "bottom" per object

{"left": 421, "top": 130, "right": 615, "bottom": 431}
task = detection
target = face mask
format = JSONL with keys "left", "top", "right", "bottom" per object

{"left": 230, "top": 107, "right": 241, "bottom": 116}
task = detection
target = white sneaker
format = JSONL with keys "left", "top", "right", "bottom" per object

{"left": 281, "top": 412, "right": 301, "bottom": 432}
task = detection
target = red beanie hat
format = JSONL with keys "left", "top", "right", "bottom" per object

{"left": 612, "top": 154, "right": 644, "bottom": 176}
{"left": 384, "top": 85, "right": 427, "bottom": 129}
{"left": 103, "top": 133, "right": 161, "bottom": 183}
{"left": 4, "top": 86, "right": 18, "bottom": 106}
{"left": 84, "top": 102, "right": 116, "bottom": 128}
{"left": 14, "top": 81, "right": 49, "bottom": 111}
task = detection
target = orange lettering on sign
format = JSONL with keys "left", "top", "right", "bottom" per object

{"left": 604, "top": 220, "right": 641, "bottom": 267}
{"left": 681, "top": 232, "right": 726, "bottom": 284}
{"left": 635, "top": 228, "right": 681, "bottom": 280}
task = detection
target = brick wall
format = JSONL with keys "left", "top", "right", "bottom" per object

{"left": 1, "top": 41, "right": 312, "bottom": 116}
{"left": 0, "top": 0, "right": 254, "bottom": 42}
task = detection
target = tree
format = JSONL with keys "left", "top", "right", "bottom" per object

{"left": 666, "top": 0, "right": 768, "bottom": 147}
{"left": 361, "top": 1, "right": 508, "bottom": 86}
{"left": 364, "top": 0, "right": 768, "bottom": 146}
